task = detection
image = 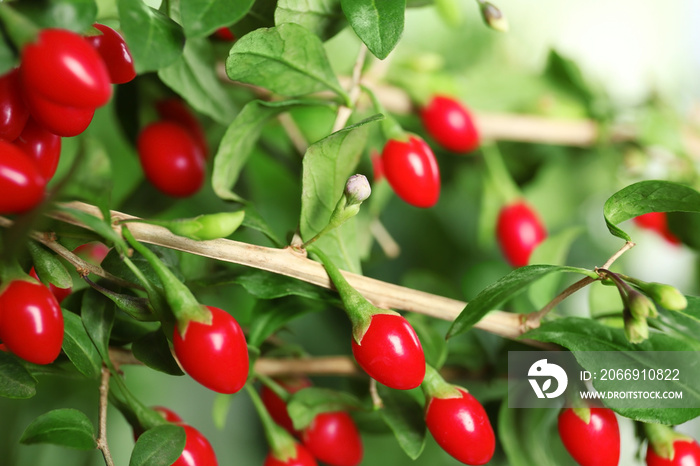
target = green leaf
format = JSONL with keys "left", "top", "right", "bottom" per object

{"left": 275, "top": 0, "right": 346, "bottom": 41}
{"left": 603, "top": 180, "right": 700, "bottom": 242}
{"left": 247, "top": 299, "right": 321, "bottom": 348}
{"left": 241, "top": 207, "right": 285, "bottom": 247}
{"left": 377, "top": 385, "right": 426, "bottom": 460}
{"left": 234, "top": 269, "right": 337, "bottom": 302}
{"left": 62, "top": 310, "right": 101, "bottom": 379}
{"left": 287, "top": 387, "right": 366, "bottom": 430}
{"left": 0, "top": 351, "right": 37, "bottom": 399}
{"left": 60, "top": 137, "right": 114, "bottom": 211}
{"left": 132, "top": 329, "right": 184, "bottom": 376}
{"left": 81, "top": 289, "right": 115, "bottom": 365}
{"left": 180, "top": 0, "right": 254, "bottom": 38}
{"left": 212, "top": 99, "right": 326, "bottom": 201}
{"left": 340, "top": 0, "right": 405, "bottom": 59}
{"left": 230, "top": 0, "right": 276, "bottom": 37}
{"left": 447, "top": 265, "right": 595, "bottom": 339}
{"left": 129, "top": 424, "right": 186, "bottom": 466}
{"left": 26, "top": 240, "right": 73, "bottom": 289}
{"left": 526, "top": 317, "right": 700, "bottom": 424}
{"left": 527, "top": 227, "right": 583, "bottom": 309}
{"left": 0, "top": 34, "right": 15, "bottom": 74}
{"left": 12, "top": 0, "right": 97, "bottom": 32}
{"left": 158, "top": 37, "right": 237, "bottom": 125}
{"left": 300, "top": 114, "right": 382, "bottom": 273}
{"left": 20, "top": 408, "right": 96, "bottom": 450}
{"left": 117, "top": 0, "right": 185, "bottom": 73}
{"left": 225, "top": 23, "right": 349, "bottom": 102}
{"left": 212, "top": 394, "right": 234, "bottom": 430}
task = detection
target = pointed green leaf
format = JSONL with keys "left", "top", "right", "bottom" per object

{"left": 20, "top": 408, "right": 96, "bottom": 450}
{"left": 117, "top": 0, "right": 185, "bottom": 73}
{"left": 225, "top": 23, "right": 349, "bottom": 102}
{"left": 340, "top": 0, "right": 405, "bottom": 59}
{"left": 62, "top": 310, "right": 101, "bottom": 379}
{"left": 247, "top": 299, "right": 321, "bottom": 348}
{"left": 447, "top": 265, "right": 595, "bottom": 339}
{"left": 158, "top": 37, "right": 237, "bottom": 125}
{"left": 132, "top": 330, "right": 184, "bottom": 376}
{"left": 275, "top": 0, "right": 346, "bottom": 41}
{"left": 300, "top": 114, "right": 382, "bottom": 273}
{"left": 604, "top": 180, "right": 700, "bottom": 242}
{"left": 180, "top": 0, "right": 254, "bottom": 38}
{"left": 0, "top": 351, "right": 37, "bottom": 399}
{"left": 377, "top": 385, "right": 426, "bottom": 460}
{"left": 26, "top": 240, "right": 72, "bottom": 289}
{"left": 129, "top": 424, "right": 186, "bottom": 466}
{"left": 81, "top": 289, "right": 115, "bottom": 365}
{"left": 212, "top": 99, "right": 327, "bottom": 201}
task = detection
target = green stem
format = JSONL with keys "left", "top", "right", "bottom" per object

{"left": 643, "top": 423, "right": 690, "bottom": 460}
{"left": 308, "top": 247, "right": 383, "bottom": 342}
{"left": 109, "top": 372, "right": 168, "bottom": 432}
{"left": 245, "top": 383, "right": 297, "bottom": 461}
{"left": 121, "top": 227, "right": 209, "bottom": 332}
{"left": 360, "top": 84, "right": 405, "bottom": 141}
{"left": 421, "top": 364, "right": 461, "bottom": 400}
{"left": 481, "top": 143, "right": 521, "bottom": 204}
{"left": 257, "top": 373, "right": 291, "bottom": 403}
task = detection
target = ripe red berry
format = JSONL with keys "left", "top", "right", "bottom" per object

{"left": 0, "top": 68, "right": 29, "bottom": 141}
{"left": 421, "top": 95, "right": 480, "bottom": 153}
{"left": 0, "top": 140, "right": 46, "bottom": 214}
{"left": 381, "top": 135, "right": 440, "bottom": 208}
{"left": 634, "top": 212, "right": 681, "bottom": 246}
{"left": 647, "top": 438, "right": 700, "bottom": 466}
{"left": 14, "top": 118, "right": 62, "bottom": 181}
{"left": 152, "top": 406, "right": 183, "bottom": 424}
{"left": 73, "top": 242, "right": 110, "bottom": 265}
{"left": 558, "top": 407, "right": 620, "bottom": 466}
{"left": 29, "top": 267, "right": 71, "bottom": 304}
{"left": 85, "top": 24, "right": 136, "bottom": 84}
{"left": 172, "top": 424, "right": 219, "bottom": 466}
{"left": 213, "top": 27, "right": 236, "bottom": 41}
{"left": 155, "top": 98, "right": 209, "bottom": 158}
{"left": 302, "top": 411, "right": 363, "bottom": 466}
{"left": 22, "top": 89, "right": 95, "bottom": 137}
{"left": 0, "top": 279, "right": 64, "bottom": 364}
{"left": 351, "top": 313, "right": 425, "bottom": 390}
{"left": 425, "top": 388, "right": 495, "bottom": 465}
{"left": 137, "top": 121, "right": 205, "bottom": 197}
{"left": 264, "top": 443, "right": 318, "bottom": 466}
{"left": 172, "top": 306, "right": 249, "bottom": 394}
{"left": 496, "top": 200, "right": 547, "bottom": 267}
{"left": 261, "top": 377, "right": 312, "bottom": 434}
{"left": 21, "top": 28, "right": 112, "bottom": 108}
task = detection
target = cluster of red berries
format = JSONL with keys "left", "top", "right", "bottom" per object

{"left": 261, "top": 377, "right": 363, "bottom": 466}
{"left": 136, "top": 98, "right": 208, "bottom": 197}
{"left": 0, "top": 24, "right": 134, "bottom": 216}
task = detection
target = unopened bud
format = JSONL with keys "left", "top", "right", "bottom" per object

{"left": 643, "top": 282, "right": 687, "bottom": 311}
{"left": 480, "top": 1, "right": 509, "bottom": 32}
{"left": 624, "top": 309, "right": 649, "bottom": 344}
{"left": 628, "top": 290, "right": 658, "bottom": 319}
{"left": 345, "top": 174, "right": 371, "bottom": 206}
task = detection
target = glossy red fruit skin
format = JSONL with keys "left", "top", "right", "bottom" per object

{"left": 302, "top": 411, "right": 363, "bottom": 466}
{"left": 0, "top": 141, "right": 46, "bottom": 214}
{"left": 0, "top": 279, "right": 64, "bottom": 364}
{"left": 351, "top": 313, "right": 425, "bottom": 390}
{"left": 558, "top": 407, "right": 620, "bottom": 466}
{"left": 213, "top": 27, "right": 236, "bottom": 41}
{"left": 21, "top": 28, "right": 112, "bottom": 108}
{"left": 152, "top": 406, "right": 184, "bottom": 424}
{"left": 73, "top": 242, "right": 110, "bottom": 265}
{"left": 23, "top": 89, "right": 94, "bottom": 137}
{"left": 261, "top": 377, "right": 312, "bottom": 434}
{"left": 425, "top": 389, "right": 495, "bottom": 465}
{"left": 85, "top": 24, "right": 136, "bottom": 84}
{"left": 155, "top": 98, "right": 208, "bottom": 158}
{"left": 646, "top": 438, "right": 700, "bottom": 466}
{"left": 29, "top": 267, "right": 71, "bottom": 304}
{"left": 381, "top": 136, "right": 440, "bottom": 208}
{"left": 171, "top": 424, "right": 218, "bottom": 466}
{"left": 634, "top": 212, "right": 681, "bottom": 246}
{"left": 0, "top": 69, "right": 29, "bottom": 141}
{"left": 137, "top": 121, "right": 205, "bottom": 197}
{"left": 496, "top": 200, "right": 547, "bottom": 267}
{"left": 421, "top": 95, "right": 480, "bottom": 153}
{"left": 264, "top": 443, "right": 318, "bottom": 466}
{"left": 14, "top": 118, "right": 61, "bottom": 181}
{"left": 172, "top": 306, "right": 249, "bottom": 394}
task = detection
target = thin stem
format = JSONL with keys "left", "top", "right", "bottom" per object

{"left": 277, "top": 113, "right": 308, "bottom": 155}
{"left": 369, "top": 379, "right": 383, "bottom": 409}
{"left": 600, "top": 241, "right": 636, "bottom": 269}
{"left": 331, "top": 44, "right": 367, "bottom": 133}
{"left": 96, "top": 366, "right": 115, "bottom": 466}
{"left": 370, "top": 219, "right": 400, "bottom": 258}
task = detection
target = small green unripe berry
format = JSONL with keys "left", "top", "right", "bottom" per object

{"left": 644, "top": 283, "right": 688, "bottom": 311}
{"left": 166, "top": 211, "right": 245, "bottom": 241}
{"left": 624, "top": 309, "right": 648, "bottom": 344}
{"left": 628, "top": 290, "right": 658, "bottom": 319}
